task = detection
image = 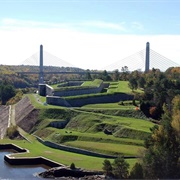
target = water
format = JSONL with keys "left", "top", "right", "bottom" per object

{"left": 0, "top": 150, "right": 48, "bottom": 179}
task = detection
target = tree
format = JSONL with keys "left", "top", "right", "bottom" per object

{"left": 138, "top": 76, "right": 146, "bottom": 89}
{"left": 171, "top": 95, "right": 180, "bottom": 140}
{"left": 85, "top": 69, "right": 92, "bottom": 80}
{"left": 130, "top": 162, "right": 144, "bottom": 179}
{"left": 0, "top": 83, "right": 15, "bottom": 105}
{"left": 142, "top": 104, "right": 180, "bottom": 179}
{"left": 112, "top": 157, "right": 129, "bottom": 179}
{"left": 128, "top": 77, "right": 138, "bottom": 91}
{"left": 102, "top": 159, "right": 112, "bottom": 177}
{"left": 120, "top": 66, "right": 129, "bottom": 80}
{"left": 70, "top": 162, "right": 76, "bottom": 169}
{"left": 112, "top": 69, "right": 119, "bottom": 81}
{"left": 99, "top": 70, "right": 112, "bottom": 81}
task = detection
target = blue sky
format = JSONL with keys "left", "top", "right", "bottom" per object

{"left": 0, "top": 0, "right": 180, "bottom": 70}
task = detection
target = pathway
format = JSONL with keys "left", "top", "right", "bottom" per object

{"left": 0, "top": 106, "right": 10, "bottom": 139}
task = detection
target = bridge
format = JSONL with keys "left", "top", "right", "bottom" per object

{"left": 18, "top": 42, "right": 180, "bottom": 83}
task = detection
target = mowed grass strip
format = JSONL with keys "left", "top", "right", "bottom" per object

{"left": 107, "top": 81, "right": 132, "bottom": 93}
{"left": 44, "top": 128, "right": 144, "bottom": 146}
{"left": 63, "top": 141, "right": 144, "bottom": 156}
{"left": 81, "top": 102, "right": 135, "bottom": 109}
{"left": 0, "top": 139, "right": 137, "bottom": 170}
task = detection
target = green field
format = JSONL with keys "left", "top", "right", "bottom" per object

{"left": 0, "top": 80, "right": 153, "bottom": 172}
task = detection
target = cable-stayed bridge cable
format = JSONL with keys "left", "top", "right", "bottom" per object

{"left": 102, "top": 49, "right": 146, "bottom": 71}
{"left": 20, "top": 51, "right": 75, "bottom": 68}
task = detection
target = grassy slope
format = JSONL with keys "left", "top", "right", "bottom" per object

{"left": 0, "top": 80, "right": 153, "bottom": 171}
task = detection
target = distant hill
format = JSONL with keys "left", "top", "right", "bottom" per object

{"left": 0, "top": 65, "right": 86, "bottom": 88}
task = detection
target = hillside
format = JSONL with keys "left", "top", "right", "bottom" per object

{"left": 0, "top": 65, "right": 86, "bottom": 88}
{"left": 15, "top": 94, "right": 154, "bottom": 159}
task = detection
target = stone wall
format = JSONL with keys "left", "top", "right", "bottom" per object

{"left": 15, "top": 96, "right": 34, "bottom": 124}
{"left": 47, "top": 93, "right": 133, "bottom": 107}
{"left": 46, "top": 96, "right": 71, "bottom": 107}
{"left": 0, "top": 143, "right": 63, "bottom": 168}
{"left": 36, "top": 136, "right": 117, "bottom": 159}
{"left": 39, "top": 81, "right": 108, "bottom": 97}
{"left": 53, "top": 82, "right": 106, "bottom": 97}
{"left": 38, "top": 84, "right": 46, "bottom": 96}
{"left": 56, "top": 81, "right": 83, "bottom": 88}
{"left": 50, "top": 119, "right": 69, "bottom": 129}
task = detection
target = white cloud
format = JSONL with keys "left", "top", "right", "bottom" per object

{"left": 81, "top": 20, "right": 126, "bottom": 31}
{"left": 0, "top": 18, "right": 179, "bottom": 71}
{"left": 131, "top": 21, "right": 144, "bottom": 31}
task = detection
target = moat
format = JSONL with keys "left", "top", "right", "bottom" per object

{"left": 0, "top": 150, "right": 48, "bottom": 179}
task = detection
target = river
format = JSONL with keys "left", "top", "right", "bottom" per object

{"left": 0, "top": 150, "right": 48, "bottom": 179}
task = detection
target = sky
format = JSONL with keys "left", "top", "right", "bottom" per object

{"left": 0, "top": 0, "right": 180, "bottom": 70}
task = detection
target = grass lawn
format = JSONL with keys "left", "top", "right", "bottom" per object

{"left": 0, "top": 138, "right": 137, "bottom": 171}
{"left": 44, "top": 128, "right": 144, "bottom": 146}
{"left": 63, "top": 141, "right": 145, "bottom": 156}
{"left": 12, "top": 81, "right": 148, "bottom": 171}
{"left": 81, "top": 102, "right": 135, "bottom": 109}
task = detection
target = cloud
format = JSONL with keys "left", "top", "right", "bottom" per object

{"left": 1, "top": 18, "right": 127, "bottom": 32}
{"left": 80, "top": 20, "right": 126, "bottom": 31}
{"left": 131, "top": 21, "right": 144, "bottom": 31}
{"left": 0, "top": 18, "right": 71, "bottom": 30}
{"left": 0, "top": 18, "right": 179, "bottom": 71}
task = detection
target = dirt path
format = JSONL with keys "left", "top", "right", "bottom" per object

{"left": 9, "top": 105, "right": 16, "bottom": 126}
{"left": 0, "top": 106, "right": 10, "bottom": 139}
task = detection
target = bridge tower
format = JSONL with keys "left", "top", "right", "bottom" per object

{"left": 39, "top": 44, "right": 44, "bottom": 84}
{"left": 145, "top": 42, "right": 150, "bottom": 72}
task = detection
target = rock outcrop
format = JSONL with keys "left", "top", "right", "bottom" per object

{"left": 39, "top": 166, "right": 104, "bottom": 179}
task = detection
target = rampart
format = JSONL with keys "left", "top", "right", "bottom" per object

{"left": 50, "top": 119, "right": 69, "bottom": 129}
{"left": 36, "top": 136, "right": 117, "bottom": 159}
{"left": 38, "top": 84, "right": 53, "bottom": 96}
{"left": 0, "top": 143, "right": 63, "bottom": 168}
{"left": 0, "top": 106, "right": 9, "bottom": 138}
{"left": 53, "top": 81, "right": 106, "bottom": 97}
{"left": 57, "top": 81, "right": 83, "bottom": 87}
{"left": 47, "top": 93, "right": 133, "bottom": 107}
{"left": 15, "top": 96, "right": 34, "bottom": 124}
{"left": 38, "top": 81, "right": 108, "bottom": 97}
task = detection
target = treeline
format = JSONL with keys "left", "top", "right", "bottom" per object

{"left": 0, "top": 65, "right": 86, "bottom": 88}
{"left": 128, "top": 68, "right": 180, "bottom": 120}
{"left": 102, "top": 95, "right": 180, "bottom": 179}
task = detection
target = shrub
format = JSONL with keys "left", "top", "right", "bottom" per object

{"left": 70, "top": 163, "right": 76, "bottom": 170}
{"left": 6, "top": 125, "right": 19, "bottom": 139}
{"left": 102, "top": 159, "right": 113, "bottom": 177}
{"left": 130, "top": 162, "right": 144, "bottom": 179}
{"left": 112, "top": 157, "right": 129, "bottom": 179}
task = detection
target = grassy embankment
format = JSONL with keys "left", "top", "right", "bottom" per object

{"left": 1, "top": 80, "right": 153, "bottom": 171}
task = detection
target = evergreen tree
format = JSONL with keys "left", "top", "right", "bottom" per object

{"left": 130, "top": 162, "right": 144, "bottom": 179}
{"left": 112, "top": 157, "right": 129, "bottom": 179}
{"left": 102, "top": 159, "right": 113, "bottom": 177}
{"left": 142, "top": 104, "right": 180, "bottom": 179}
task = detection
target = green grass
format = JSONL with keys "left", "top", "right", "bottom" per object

{"left": 63, "top": 141, "right": 144, "bottom": 156}
{"left": 81, "top": 102, "right": 135, "bottom": 109}
{"left": 15, "top": 81, "right": 148, "bottom": 171}
{"left": 0, "top": 138, "right": 137, "bottom": 170}
{"left": 25, "top": 94, "right": 65, "bottom": 109}
{"left": 43, "top": 128, "right": 144, "bottom": 145}
{"left": 107, "top": 81, "right": 143, "bottom": 94}
{"left": 81, "top": 79, "right": 103, "bottom": 87}
{"left": 107, "top": 81, "right": 131, "bottom": 93}
{"left": 66, "top": 110, "right": 153, "bottom": 133}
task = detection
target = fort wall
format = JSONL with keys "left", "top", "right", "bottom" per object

{"left": 47, "top": 93, "right": 133, "bottom": 107}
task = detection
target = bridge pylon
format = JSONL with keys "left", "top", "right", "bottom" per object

{"left": 145, "top": 42, "right": 150, "bottom": 72}
{"left": 39, "top": 44, "right": 44, "bottom": 84}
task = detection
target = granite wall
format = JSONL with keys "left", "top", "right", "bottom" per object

{"left": 46, "top": 93, "right": 133, "bottom": 107}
